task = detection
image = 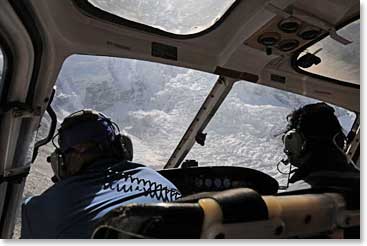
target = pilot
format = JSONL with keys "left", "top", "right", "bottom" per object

{"left": 282, "top": 102, "right": 359, "bottom": 186}
{"left": 21, "top": 109, "right": 181, "bottom": 239}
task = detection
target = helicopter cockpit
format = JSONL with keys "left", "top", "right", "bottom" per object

{"left": 0, "top": 0, "right": 360, "bottom": 239}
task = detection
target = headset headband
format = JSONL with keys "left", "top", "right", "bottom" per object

{"left": 57, "top": 110, "right": 117, "bottom": 152}
{"left": 286, "top": 102, "right": 341, "bottom": 140}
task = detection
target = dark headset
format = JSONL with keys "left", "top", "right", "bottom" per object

{"left": 282, "top": 128, "right": 306, "bottom": 167}
{"left": 277, "top": 104, "right": 334, "bottom": 188}
{"left": 47, "top": 109, "right": 133, "bottom": 181}
{"left": 282, "top": 106, "right": 311, "bottom": 167}
{"left": 281, "top": 103, "right": 357, "bottom": 170}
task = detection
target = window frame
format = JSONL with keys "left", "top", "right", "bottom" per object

{"left": 0, "top": 33, "right": 14, "bottom": 107}
{"left": 73, "top": 0, "right": 240, "bottom": 39}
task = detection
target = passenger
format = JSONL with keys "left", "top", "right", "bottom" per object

{"left": 21, "top": 109, "right": 181, "bottom": 239}
{"left": 282, "top": 102, "right": 359, "bottom": 186}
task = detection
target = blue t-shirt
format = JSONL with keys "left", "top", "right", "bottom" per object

{"left": 21, "top": 160, "right": 181, "bottom": 239}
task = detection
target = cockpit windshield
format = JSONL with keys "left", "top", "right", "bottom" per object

{"left": 49, "top": 55, "right": 218, "bottom": 168}
{"left": 48, "top": 55, "right": 356, "bottom": 184}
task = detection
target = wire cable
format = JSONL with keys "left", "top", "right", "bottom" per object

{"left": 277, "top": 159, "right": 292, "bottom": 190}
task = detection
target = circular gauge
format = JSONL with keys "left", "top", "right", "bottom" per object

{"left": 205, "top": 178, "right": 213, "bottom": 188}
{"left": 214, "top": 178, "right": 222, "bottom": 189}
{"left": 223, "top": 178, "right": 231, "bottom": 188}
{"left": 194, "top": 177, "right": 203, "bottom": 188}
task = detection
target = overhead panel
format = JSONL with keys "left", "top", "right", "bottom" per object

{"left": 244, "top": 14, "right": 326, "bottom": 56}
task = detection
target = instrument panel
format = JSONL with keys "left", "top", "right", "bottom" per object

{"left": 159, "top": 166, "right": 279, "bottom": 196}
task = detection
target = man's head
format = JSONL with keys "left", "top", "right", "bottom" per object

{"left": 58, "top": 109, "right": 116, "bottom": 154}
{"left": 283, "top": 102, "right": 345, "bottom": 167}
{"left": 50, "top": 109, "right": 133, "bottom": 180}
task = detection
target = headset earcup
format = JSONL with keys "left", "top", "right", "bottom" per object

{"left": 115, "top": 134, "right": 133, "bottom": 161}
{"left": 283, "top": 129, "right": 305, "bottom": 165}
{"left": 122, "top": 135, "right": 133, "bottom": 161}
{"left": 48, "top": 149, "right": 67, "bottom": 181}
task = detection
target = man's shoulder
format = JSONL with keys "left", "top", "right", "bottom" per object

{"left": 22, "top": 186, "right": 64, "bottom": 210}
{"left": 123, "top": 164, "right": 163, "bottom": 178}
{"left": 23, "top": 178, "right": 78, "bottom": 214}
{"left": 107, "top": 163, "right": 178, "bottom": 189}
{"left": 88, "top": 159, "right": 145, "bottom": 171}
{"left": 21, "top": 194, "right": 49, "bottom": 221}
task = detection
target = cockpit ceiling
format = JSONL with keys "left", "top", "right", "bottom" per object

{"left": 29, "top": 0, "right": 359, "bottom": 104}
{"left": 74, "top": 0, "right": 359, "bottom": 74}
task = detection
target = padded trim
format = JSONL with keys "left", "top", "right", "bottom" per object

{"left": 179, "top": 188, "right": 269, "bottom": 223}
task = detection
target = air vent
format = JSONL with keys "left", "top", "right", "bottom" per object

{"left": 278, "top": 17, "right": 301, "bottom": 33}
{"left": 152, "top": 42, "right": 177, "bottom": 60}
{"left": 257, "top": 32, "right": 281, "bottom": 46}
{"left": 298, "top": 26, "right": 322, "bottom": 40}
{"left": 277, "top": 39, "right": 299, "bottom": 51}
{"left": 271, "top": 74, "right": 286, "bottom": 84}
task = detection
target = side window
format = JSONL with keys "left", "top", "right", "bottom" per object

{"left": 186, "top": 81, "right": 356, "bottom": 184}
{"left": 296, "top": 19, "right": 359, "bottom": 84}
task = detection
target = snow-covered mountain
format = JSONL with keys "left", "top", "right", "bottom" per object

{"left": 36, "top": 54, "right": 355, "bottom": 185}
